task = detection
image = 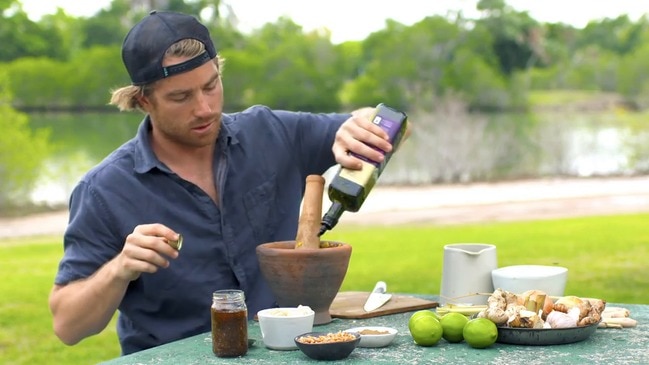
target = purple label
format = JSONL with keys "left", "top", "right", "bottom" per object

{"left": 350, "top": 115, "right": 402, "bottom": 167}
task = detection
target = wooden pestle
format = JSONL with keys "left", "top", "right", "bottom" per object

{"left": 295, "top": 175, "right": 325, "bottom": 249}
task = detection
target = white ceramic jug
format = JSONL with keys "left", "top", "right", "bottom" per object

{"left": 439, "top": 243, "right": 498, "bottom": 305}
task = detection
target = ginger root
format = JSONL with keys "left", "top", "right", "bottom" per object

{"left": 480, "top": 289, "right": 607, "bottom": 329}
{"left": 477, "top": 288, "right": 508, "bottom": 325}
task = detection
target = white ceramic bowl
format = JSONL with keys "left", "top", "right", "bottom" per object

{"left": 345, "top": 326, "right": 398, "bottom": 348}
{"left": 257, "top": 306, "right": 315, "bottom": 350}
{"left": 491, "top": 265, "right": 568, "bottom": 296}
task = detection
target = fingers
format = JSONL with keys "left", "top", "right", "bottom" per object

{"left": 116, "top": 224, "right": 181, "bottom": 281}
{"left": 332, "top": 145, "right": 363, "bottom": 170}
{"left": 133, "top": 223, "right": 181, "bottom": 254}
{"left": 333, "top": 111, "right": 392, "bottom": 169}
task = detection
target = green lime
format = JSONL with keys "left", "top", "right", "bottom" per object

{"left": 408, "top": 314, "right": 443, "bottom": 347}
{"left": 463, "top": 318, "right": 498, "bottom": 349}
{"left": 408, "top": 310, "right": 437, "bottom": 328}
{"left": 440, "top": 312, "right": 469, "bottom": 343}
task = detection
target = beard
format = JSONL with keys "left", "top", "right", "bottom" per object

{"left": 152, "top": 113, "right": 222, "bottom": 149}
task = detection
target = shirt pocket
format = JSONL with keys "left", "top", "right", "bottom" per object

{"left": 243, "top": 174, "right": 280, "bottom": 242}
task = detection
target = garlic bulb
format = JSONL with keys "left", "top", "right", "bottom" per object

{"left": 546, "top": 309, "right": 578, "bottom": 328}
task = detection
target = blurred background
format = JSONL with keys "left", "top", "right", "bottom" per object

{"left": 2, "top": 0, "right": 649, "bottom": 216}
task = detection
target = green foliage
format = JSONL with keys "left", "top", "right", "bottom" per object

{"left": 0, "top": 0, "right": 13, "bottom": 10}
{"left": 0, "top": 7, "right": 66, "bottom": 61}
{"left": 0, "top": 238, "right": 120, "bottom": 364}
{"left": 6, "top": 57, "right": 70, "bottom": 107}
{"left": 6, "top": 45, "right": 127, "bottom": 108}
{"left": 577, "top": 15, "right": 648, "bottom": 55}
{"left": 3, "top": 0, "right": 649, "bottom": 112}
{"left": 475, "top": 0, "right": 544, "bottom": 75}
{"left": 218, "top": 48, "right": 263, "bottom": 111}
{"left": 565, "top": 48, "right": 620, "bottom": 92}
{"left": 339, "top": 71, "right": 384, "bottom": 108}
{"left": 542, "top": 23, "right": 578, "bottom": 65}
{"left": 164, "top": 0, "right": 221, "bottom": 16}
{"left": 0, "top": 70, "right": 52, "bottom": 209}
{"left": 241, "top": 17, "right": 344, "bottom": 110}
{"left": 65, "top": 46, "right": 129, "bottom": 105}
{"left": 442, "top": 48, "right": 510, "bottom": 110}
{"left": 80, "top": 10, "right": 131, "bottom": 48}
{"left": 618, "top": 42, "right": 649, "bottom": 106}
{"left": 345, "top": 16, "right": 464, "bottom": 111}
{"left": 39, "top": 10, "right": 86, "bottom": 60}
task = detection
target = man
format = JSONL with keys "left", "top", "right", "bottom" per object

{"left": 49, "top": 10, "right": 398, "bottom": 355}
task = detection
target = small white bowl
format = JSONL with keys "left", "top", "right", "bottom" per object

{"left": 345, "top": 326, "right": 398, "bottom": 348}
{"left": 492, "top": 265, "right": 568, "bottom": 296}
{"left": 257, "top": 306, "right": 315, "bottom": 350}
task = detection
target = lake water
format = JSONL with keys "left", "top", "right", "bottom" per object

{"left": 27, "top": 111, "right": 649, "bottom": 206}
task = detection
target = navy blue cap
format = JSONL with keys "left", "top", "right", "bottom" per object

{"left": 122, "top": 10, "right": 217, "bottom": 85}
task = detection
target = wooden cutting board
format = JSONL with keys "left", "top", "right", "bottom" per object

{"left": 330, "top": 291, "right": 438, "bottom": 319}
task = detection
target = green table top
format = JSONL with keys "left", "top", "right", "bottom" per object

{"left": 100, "top": 300, "right": 649, "bottom": 365}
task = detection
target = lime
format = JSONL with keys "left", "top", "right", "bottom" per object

{"left": 463, "top": 318, "right": 498, "bottom": 349}
{"left": 408, "top": 310, "right": 437, "bottom": 328}
{"left": 440, "top": 312, "right": 469, "bottom": 343}
{"left": 408, "top": 314, "right": 443, "bottom": 346}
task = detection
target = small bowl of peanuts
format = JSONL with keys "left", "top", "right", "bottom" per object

{"left": 294, "top": 331, "right": 361, "bottom": 361}
{"left": 344, "top": 326, "right": 398, "bottom": 348}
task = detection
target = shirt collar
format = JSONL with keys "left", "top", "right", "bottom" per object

{"left": 133, "top": 114, "right": 238, "bottom": 174}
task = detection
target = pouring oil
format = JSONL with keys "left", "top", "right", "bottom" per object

{"left": 319, "top": 103, "right": 408, "bottom": 236}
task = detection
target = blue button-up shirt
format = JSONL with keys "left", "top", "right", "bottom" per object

{"left": 54, "top": 105, "right": 348, "bottom": 354}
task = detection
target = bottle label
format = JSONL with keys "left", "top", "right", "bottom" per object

{"left": 338, "top": 160, "right": 377, "bottom": 186}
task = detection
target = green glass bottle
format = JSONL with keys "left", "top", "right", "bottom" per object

{"left": 319, "top": 103, "right": 408, "bottom": 236}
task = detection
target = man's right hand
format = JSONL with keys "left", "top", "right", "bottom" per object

{"left": 115, "top": 223, "right": 180, "bottom": 282}
{"left": 49, "top": 223, "right": 181, "bottom": 346}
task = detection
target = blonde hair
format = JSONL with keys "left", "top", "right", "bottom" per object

{"left": 109, "top": 38, "right": 225, "bottom": 112}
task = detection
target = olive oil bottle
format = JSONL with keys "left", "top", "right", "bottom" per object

{"left": 318, "top": 103, "right": 408, "bottom": 236}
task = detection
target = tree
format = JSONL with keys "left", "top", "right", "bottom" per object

{"left": 40, "top": 10, "right": 86, "bottom": 60}
{"left": 6, "top": 57, "right": 70, "bottom": 108}
{"left": 577, "top": 15, "right": 648, "bottom": 55}
{"left": 475, "top": 0, "right": 547, "bottom": 75}
{"left": 0, "top": 69, "right": 52, "bottom": 211}
{"left": 0, "top": 3, "right": 66, "bottom": 61}
{"left": 342, "top": 16, "right": 461, "bottom": 111}
{"left": 618, "top": 41, "right": 649, "bottom": 108}
{"left": 238, "top": 17, "right": 344, "bottom": 111}
{"left": 79, "top": 0, "right": 140, "bottom": 48}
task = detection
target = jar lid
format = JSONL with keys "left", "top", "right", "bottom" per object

{"left": 213, "top": 289, "right": 245, "bottom": 302}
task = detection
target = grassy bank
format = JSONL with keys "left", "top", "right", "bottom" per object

{"left": 330, "top": 214, "right": 649, "bottom": 304}
{"left": 0, "top": 236, "right": 119, "bottom": 365}
{"left": 1, "top": 213, "right": 647, "bottom": 364}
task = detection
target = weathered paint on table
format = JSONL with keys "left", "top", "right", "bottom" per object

{"left": 100, "top": 302, "right": 649, "bottom": 365}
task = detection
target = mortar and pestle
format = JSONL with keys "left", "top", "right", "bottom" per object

{"left": 256, "top": 175, "right": 352, "bottom": 325}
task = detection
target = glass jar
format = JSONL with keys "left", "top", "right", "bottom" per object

{"left": 211, "top": 289, "right": 248, "bottom": 357}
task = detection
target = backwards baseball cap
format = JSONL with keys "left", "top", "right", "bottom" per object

{"left": 122, "top": 10, "right": 217, "bottom": 85}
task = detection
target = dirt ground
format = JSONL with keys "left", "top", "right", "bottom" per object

{"left": 2, "top": 176, "right": 649, "bottom": 239}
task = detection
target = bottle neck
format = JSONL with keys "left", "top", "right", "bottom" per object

{"left": 318, "top": 201, "right": 344, "bottom": 236}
